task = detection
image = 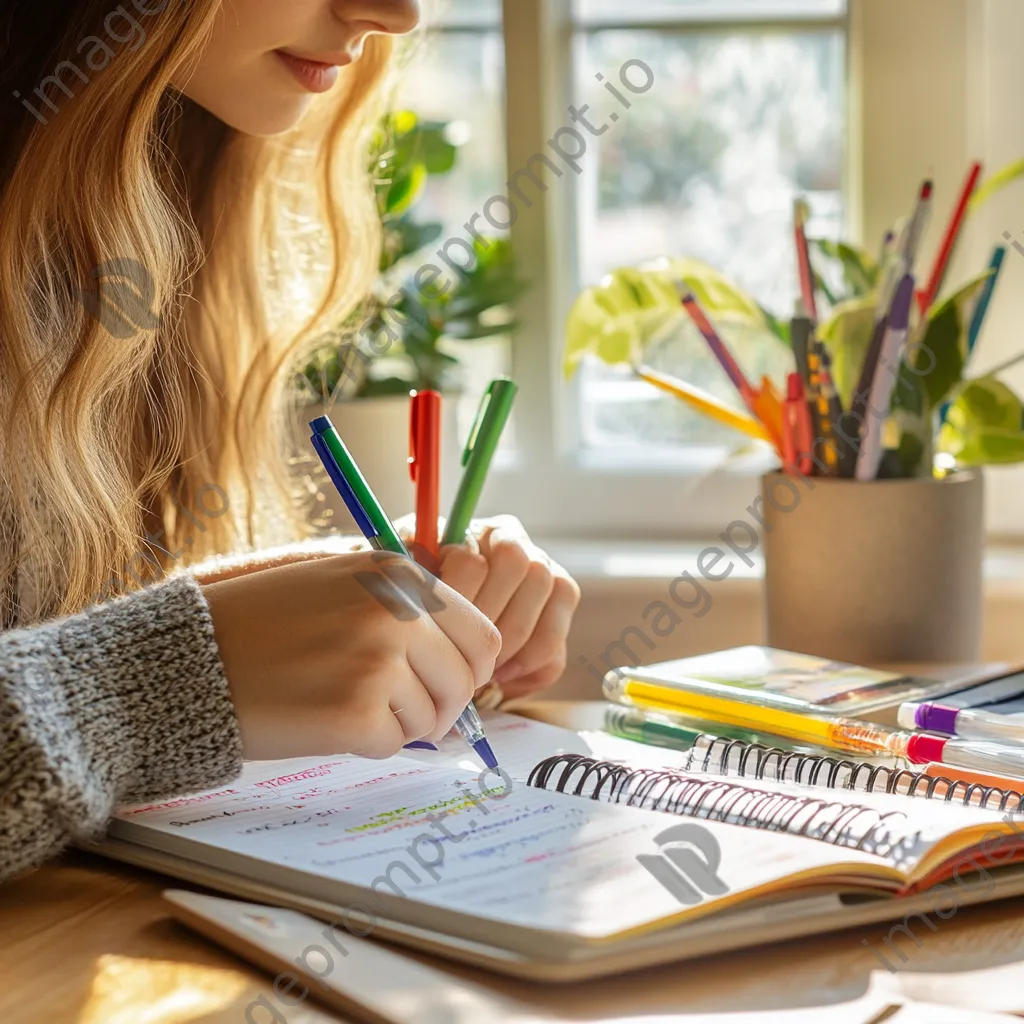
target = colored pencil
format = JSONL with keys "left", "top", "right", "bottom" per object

{"left": 917, "top": 162, "right": 983, "bottom": 315}
{"left": 677, "top": 288, "right": 755, "bottom": 397}
{"left": 633, "top": 365, "right": 772, "bottom": 443}
{"left": 967, "top": 245, "right": 1006, "bottom": 356}
{"left": 937, "top": 245, "right": 1006, "bottom": 428}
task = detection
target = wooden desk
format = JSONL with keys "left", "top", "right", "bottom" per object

{"left": 5, "top": 700, "right": 1024, "bottom": 1023}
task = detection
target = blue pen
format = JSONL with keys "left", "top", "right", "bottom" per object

{"left": 938, "top": 246, "right": 1006, "bottom": 427}
{"left": 309, "top": 417, "right": 498, "bottom": 769}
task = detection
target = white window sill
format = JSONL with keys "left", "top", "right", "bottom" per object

{"left": 538, "top": 539, "right": 1024, "bottom": 593}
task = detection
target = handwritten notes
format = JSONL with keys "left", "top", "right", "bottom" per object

{"left": 113, "top": 753, "right": 866, "bottom": 947}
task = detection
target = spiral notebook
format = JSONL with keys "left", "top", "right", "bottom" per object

{"left": 92, "top": 713, "right": 1024, "bottom": 981}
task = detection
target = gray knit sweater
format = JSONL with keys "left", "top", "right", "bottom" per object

{"left": 0, "top": 573, "right": 243, "bottom": 881}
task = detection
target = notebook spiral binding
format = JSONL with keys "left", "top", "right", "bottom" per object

{"left": 532, "top": 717, "right": 1024, "bottom": 815}
{"left": 527, "top": 753, "right": 917, "bottom": 857}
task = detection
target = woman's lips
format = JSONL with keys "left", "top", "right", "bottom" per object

{"left": 275, "top": 51, "right": 344, "bottom": 93}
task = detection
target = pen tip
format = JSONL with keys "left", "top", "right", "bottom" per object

{"left": 473, "top": 738, "right": 499, "bottom": 771}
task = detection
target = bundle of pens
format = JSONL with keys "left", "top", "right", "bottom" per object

{"left": 664, "top": 164, "right": 1002, "bottom": 481}
{"left": 565, "top": 157, "right": 1024, "bottom": 479}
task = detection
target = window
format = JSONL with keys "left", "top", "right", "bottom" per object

{"left": 572, "top": 8, "right": 846, "bottom": 457}
{"left": 397, "top": 1, "right": 512, "bottom": 439}
{"left": 412, "top": 2, "right": 1024, "bottom": 539}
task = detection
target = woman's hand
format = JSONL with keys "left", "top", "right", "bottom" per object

{"left": 430, "top": 515, "right": 581, "bottom": 700}
{"left": 202, "top": 552, "right": 501, "bottom": 760}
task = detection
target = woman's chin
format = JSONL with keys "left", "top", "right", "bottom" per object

{"left": 180, "top": 89, "right": 313, "bottom": 137}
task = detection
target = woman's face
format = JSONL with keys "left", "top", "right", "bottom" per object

{"left": 172, "top": 0, "right": 421, "bottom": 135}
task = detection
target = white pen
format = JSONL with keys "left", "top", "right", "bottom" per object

{"left": 899, "top": 700, "right": 1024, "bottom": 747}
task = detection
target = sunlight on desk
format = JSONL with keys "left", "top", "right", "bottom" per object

{"left": 78, "top": 956, "right": 246, "bottom": 1024}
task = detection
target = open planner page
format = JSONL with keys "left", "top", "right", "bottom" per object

{"left": 110, "top": 753, "right": 883, "bottom": 953}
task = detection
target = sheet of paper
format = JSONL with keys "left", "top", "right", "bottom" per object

{"left": 113, "top": 753, "right": 878, "bottom": 944}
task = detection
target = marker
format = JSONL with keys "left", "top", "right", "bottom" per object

{"left": 899, "top": 700, "right": 1024, "bottom": 746}
{"left": 621, "top": 681, "right": 1024, "bottom": 776}
{"left": 441, "top": 378, "right": 518, "bottom": 546}
{"left": 785, "top": 373, "right": 815, "bottom": 476}
{"left": 903, "top": 734, "right": 1024, "bottom": 778}
{"left": 409, "top": 390, "right": 442, "bottom": 560}
{"left": 855, "top": 274, "right": 915, "bottom": 481}
{"left": 309, "top": 415, "right": 498, "bottom": 769}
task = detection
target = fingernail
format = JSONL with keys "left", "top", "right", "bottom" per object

{"left": 403, "top": 741, "right": 438, "bottom": 751}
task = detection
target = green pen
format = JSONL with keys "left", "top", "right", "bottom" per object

{"left": 603, "top": 705, "right": 812, "bottom": 754}
{"left": 310, "top": 415, "right": 408, "bottom": 556}
{"left": 441, "top": 378, "right": 518, "bottom": 546}
{"left": 310, "top": 414, "right": 500, "bottom": 769}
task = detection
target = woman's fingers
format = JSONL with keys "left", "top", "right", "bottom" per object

{"left": 492, "top": 561, "right": 555, "bottom": 670}
{"left": 471, "top": 519, "right": 536, "bottom": 622}
{"left": 437, "top": 544, "right": 489, "bottom": 603}
{"left": 492, "top": 572, "right": 580, "bottom": 686}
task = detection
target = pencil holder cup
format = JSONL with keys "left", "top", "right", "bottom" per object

{"left": 761, "top": 470, "right": 984, "bottom": 665}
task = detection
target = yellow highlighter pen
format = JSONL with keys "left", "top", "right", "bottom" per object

{"left": 621, "top": 680, "right": 907, "bottom": 756}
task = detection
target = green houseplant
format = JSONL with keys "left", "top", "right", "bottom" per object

{"left": 563, "top": 161, "right": 1024, "bottom": 477}
{"left": 292, "top": 111, "right": 526, "bottom": 518}
{"left": 297, "top": 111, "right": 526, "bottom": 401}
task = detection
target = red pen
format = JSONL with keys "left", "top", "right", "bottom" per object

{"left": 409, "top": 389, "right": 441, "bottom": 561}
{"left": 786, "top": 373, "right": 814, "bottom": 476}
{"left": 918, "top": 161, "right": 983, "bottom": 315}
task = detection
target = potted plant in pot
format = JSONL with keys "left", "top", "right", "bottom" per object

{"left": 293, "top": 111, "right": 526, "bottom": 516}
{"left": 563, "top": 161, "right": 1024, "bottom": 663}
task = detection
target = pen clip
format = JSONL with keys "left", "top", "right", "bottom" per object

{"left": 310, "top": 431, "right": 377, "bottom": 539}
{"left": 461, "top": 384, "right": 494, "bottom": 467}
{"left": 408, "top": 391, "right": 421, "bottom": 483}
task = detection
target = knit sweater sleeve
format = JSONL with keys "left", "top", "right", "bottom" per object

{"left": 0, "top": 574, "right": 242, "bottom": 881}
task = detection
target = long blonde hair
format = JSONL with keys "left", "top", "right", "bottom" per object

{"left": 0, "top": 0, "right": 396, "bottom": 622}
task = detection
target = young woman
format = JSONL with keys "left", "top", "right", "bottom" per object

{"left": 0, "top": 0, "right": 580, "bottom": 881}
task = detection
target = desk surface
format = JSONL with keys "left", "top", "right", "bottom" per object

{"left": 6, "top": 699, "right": 1024, "bottom": 1023}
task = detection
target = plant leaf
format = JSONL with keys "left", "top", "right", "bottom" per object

{"left": 939, "top": 376, "right": 1024, "bottom": 464}
{"left": 811, "top": 239, "right": 879, "bottom": 297}
{"left": 894, "top": 270, "right": 994, "bottom": 411}
{"left": 563, "top": 260, "right": 772, "bottom": 379}
{"left": 969, "top": 157, "right": 1024, "bottom": 211}
{"left": 817, "top": 294, "right": 879, "bottom": 408}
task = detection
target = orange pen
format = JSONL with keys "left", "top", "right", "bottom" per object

{"left": 409, "top": 389, "right": 441, "bottom": 562}
{"left": 753, "top": 375, "right": 786, "bottom": 457}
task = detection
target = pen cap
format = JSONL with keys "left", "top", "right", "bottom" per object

{"left": 900, "top": 702, "right": 959, "bottom": 735}
{"left": 408, "top": 389, "right": 442, "bottom": 482}
{"left": 905, "top": 733, "right": 947, "bottom": 765}
{"left": 896, "top": 702, "right": 921, "bottom": 731}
